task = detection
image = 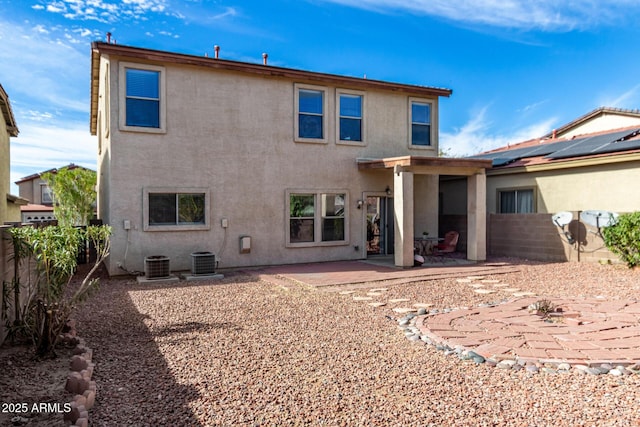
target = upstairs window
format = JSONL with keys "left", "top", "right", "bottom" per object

{"left": 410, "top": 100, "right": 432, "bottom": 146}
{"left": 295, "top": 84, "right": 327, "bottom": 143}
{"left": 499, "top": 188, "right": 535, "bottom": 213}
{"left": 338, "top": 93, "right": 363, "bottom": 143}
{"left": 41, "top": 184, "right": 53, "bottom": 205}
{"left": 119, "top": 62, "right": 166, "bottom": 133}
{"left": 298, "top": 89, "right": 323, "bottom": 138}
{"left": 126, "top": 68, "right": 160, "bottom": 128}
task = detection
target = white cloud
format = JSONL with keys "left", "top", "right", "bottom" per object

{"left": 36, "top": 0, "right": 170, "bottom": 23}
{"left": 10, "top": 121, "right": 97, "bottom": 194}
{"left": 321, "top": 0, "right": 639, "bottom": 31}
{"left": 440, "top": 106, "right": 557, "bottom": 156}
{"left": 601, "top": 84, "right": 640, "bottom": 109}
{"left": 0, "top": 20, "right": 89, "bottom": 114}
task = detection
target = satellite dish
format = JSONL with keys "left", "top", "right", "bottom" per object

{"left": 580, "top": 210, "right": 619, "bottom": 228}
{"left": 552, "top": 211, "right": 573, "bottom": 227}
{"left": 552, "top": 211, "right": 576, "bottom": 244}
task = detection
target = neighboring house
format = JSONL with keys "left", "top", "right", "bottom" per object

{"left": 90, "top": 42, "right": 491, "bottom": 276}
{"left": 0, "top": 84, "right": 27, "bottom": 224}
{"left": 441, "top": 109, "right": 640, "bottom": 216}
{"left": 541, "top": 107, "right": 640, "bottom": 140}
{"left": 15, "top": 163, "right": 93, "bottom": 223}
{"left": 440, "top": 109, "right": 640, "bottom": 263}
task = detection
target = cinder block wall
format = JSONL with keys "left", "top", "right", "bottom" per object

{"left": 0, "top": 225, "right": 37, "bottom": 345}
{"left": 440, "top": 213, "right": 620, "bottom": 263}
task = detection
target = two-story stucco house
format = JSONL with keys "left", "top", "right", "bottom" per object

{"left": 0, "top": 84, "right": 27, "bottom": 224}
{"left": 90, "top": 42, "right": 491, "bottom": 276}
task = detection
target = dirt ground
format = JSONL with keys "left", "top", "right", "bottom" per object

{"left": 0, "top": 344, "right": 72, "bottom": 426}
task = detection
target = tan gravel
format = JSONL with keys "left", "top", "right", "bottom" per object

{"left": 75, "top": 258, "right": 640, "bottom": 426}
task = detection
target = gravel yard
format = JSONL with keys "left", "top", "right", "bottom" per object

{"left": 74, "top": 258, "right": 640, "bottom": 426}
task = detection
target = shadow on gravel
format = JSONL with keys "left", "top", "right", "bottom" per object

{"left": 75, "top": 277, "right": 213, "bottom": 426}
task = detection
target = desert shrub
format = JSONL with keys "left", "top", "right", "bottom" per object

{"left": 8, "top": 225, "right": 111, "bottom": 357}
{"left": 602, "top": 212, "right": 640, "bottom": 268}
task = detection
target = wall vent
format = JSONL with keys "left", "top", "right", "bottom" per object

{"left": 144, "top": 255, "right": 170, "bottom": 279}
{"left": 191, "top": 252, "right": 216, "bottom": 275}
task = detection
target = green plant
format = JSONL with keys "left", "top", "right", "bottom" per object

{"left": 602, "top": 212, "right": 640, "bottom": 268}
{"left": 42, "top": 166, "right": 97, "bottom": 227}
{"left": 529, "top": 299, "right": 557, "bottom": 315}
{"left": 8, "top": 225, "right": 111, "bottom": 357}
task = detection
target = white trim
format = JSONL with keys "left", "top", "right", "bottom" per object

{"left": 119, "top": 62, "right": 166, "bottom": 134}
{"left": 285, "top": 189, "right": 349, "bottom": 247}
{"left": 408, "top": 97, "right": 437, "bottom": 152}
{"left": 294, "top": 83, "right": 328, "bottom": 144}
{"left": 336, "top": 88, "right": 366, "bottom": 146}
{"left": 143, "top": 187, "right": 210, "bottom": 231}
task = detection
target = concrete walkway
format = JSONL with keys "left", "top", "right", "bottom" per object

{"left": 257, "top": 259, "right": 520, "bottom": 288}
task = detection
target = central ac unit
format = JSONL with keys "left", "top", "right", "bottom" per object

{"left": 191, "top": 252, "right": 216, "bottom": 275}
{"left": 144, "top": 255, "right": 170, "bottom": 279}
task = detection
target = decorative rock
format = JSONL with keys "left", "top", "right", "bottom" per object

{"left": 557, "top": 363, "right": 571, "bottom": 371}
{"left": 526, "top": 365, "right": 539, "bottom": 374}
{"left": 392, "top": 307, "right": 417, "bottom": 314}
{"left": 83, "top": 389, "right": 96, "bottom": 410}
{"left": 417, "top": 308, "right": 427, "bottom": 315}
{"left": 497, "top": 360, "right": 516, "bottom": 369}
{"left": 585, "top": 367, "right": 601, "bottom": 375}
{"left": 66, "top": 372, "right": 82, "bottom": 394}
{"left": 75, "top": 417, "right": 89, "bottom": 427}
{"left": 70, "top": 355, "right": 89, "bottom": 372}
{"left": 609, "top": 368, "right": 624, "bottom": 376}
{"left": 63, "top": 402, "right": 81, "bottom": 423}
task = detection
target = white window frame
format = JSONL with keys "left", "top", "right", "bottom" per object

{"left": 336, "top": 89, "right": 366, "bottom": 146}
{"left": 286, "top": 189, "right": 349, "bottom": 247}
{"left": 294, "top": 83, "right": 328, "bottom": 144}
{"left": 143, "top": 187, "right": 210, "bottom": 231}
{"left": 497, "top": 187, "right": 536, "bottom": 214}
{"left": 408, "top": 97, "right": 436, "bottom": 151}
{"left": 119, "top": 62, "right": 166, "bottom": 134}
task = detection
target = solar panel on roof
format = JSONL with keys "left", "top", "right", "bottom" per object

{"left": 545, "top": 128, "right": 639, "bottom": 159}
{"left": 470, "top": 139, "right": 576, "bottom": 166}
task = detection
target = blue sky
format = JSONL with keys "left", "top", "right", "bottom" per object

{"left": 2, "top": 0, "right": 640, "bottom": 194}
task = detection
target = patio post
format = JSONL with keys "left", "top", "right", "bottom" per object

{"left": 394, "top": 167, "right": 414, "bottom": 267}
{"left": 467, "top": 172, "right": 487, "bottom": 261}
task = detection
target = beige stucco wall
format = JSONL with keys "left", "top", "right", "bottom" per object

{"left": 559, "top": 115, "right": 640, "bottom": 139}
{"left": 17, "top": 177, "right": 49, "bottom": 205}
{"left": 486, "top": 160, "right": 640, "bottom": 214}
{"left": 98, "top": 56, "right": 443, "bottom": 275}
{"left": 0, "top": 116, "right": 9, "bottom": 223}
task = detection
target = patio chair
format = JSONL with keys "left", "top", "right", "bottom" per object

{"left": 432, "top": 231, "right": 459, "bottom": 256}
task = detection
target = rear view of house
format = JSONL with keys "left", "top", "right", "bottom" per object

{"left": 90, "top": 42, "right": 490, "bottom": 276}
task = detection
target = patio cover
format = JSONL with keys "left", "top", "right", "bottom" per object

{"left": 357, "top": 156, "right": 492, "bottom": 267}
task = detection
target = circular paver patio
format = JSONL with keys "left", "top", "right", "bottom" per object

{"left": 416, "top": 296, "right": 640, "bottom": 366}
